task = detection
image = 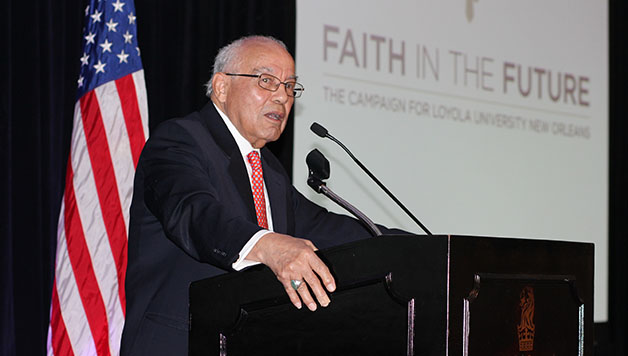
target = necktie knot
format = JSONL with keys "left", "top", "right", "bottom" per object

{"left": 247, "top": 151, "right": 262, "bottom": 169}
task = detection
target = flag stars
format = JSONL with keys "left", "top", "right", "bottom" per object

{"left": 80, "top": 53, "right": 89, "bottom": 66}
{"left": 100, "top": 38, "right": 113, "bottom": 53}
{"left": 85, "top": 32, "right": 96, "bottom": 45}
{"left": 112, "top": 0, "right": 125, "bottom": 12}
{"left": 136, "top": 46, "right": 140, "bottom": 56}
{"left": 78, "top": 76, "right": 84, "bottom": 87}
{"left": 128, "top": 12, "right": 136, "bottom": 24}
{"left": 90, "top": 9, "right": 103, "bottom": 23}
{"left": 123, "top": 31, "right": 133, "bottom": 44}
{"left": 84, "top": 5, "right": 90, "bottom": 16}
{"left": 93, "top": 60, "right": 106, "bottom": 74}
{"left": 117, "top": 49, "right": 129, "bottom": 64}
{"left": 105, "top": 18, "right": 118, "bottom": 32}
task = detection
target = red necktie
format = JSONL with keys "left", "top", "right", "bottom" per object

{"left": 247, "top": 151, "right": 269, "bottom": 229}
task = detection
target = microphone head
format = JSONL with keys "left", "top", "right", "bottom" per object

{"left": 306, "top": 148, "right": 330, "bottom": 180}
{"left": 310, "top": 122, "right": 328, "bottom": 138}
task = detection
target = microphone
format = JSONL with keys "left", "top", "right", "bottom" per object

{"left": 306, "top": 149, "right": 382, "bottom": 237}
{"left": 309, "top": 122, "right": 432, "bottom": 235}
{"left": 305, "top": 148, "right": 330, "bottom": 182}
{"left": 310, "top": 122, "right": 328, "bottom": 137}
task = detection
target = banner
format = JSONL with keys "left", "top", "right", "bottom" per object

{"left": 295, "top": 0, "right": 608, "bottom": 321}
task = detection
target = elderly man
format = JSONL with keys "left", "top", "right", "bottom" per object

{"left": 120, "top": 35, "right": 375, "bottom": 355}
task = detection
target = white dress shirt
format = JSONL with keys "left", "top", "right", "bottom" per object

{"left": 213, "top": 103, "right": 273, "bottom": 270}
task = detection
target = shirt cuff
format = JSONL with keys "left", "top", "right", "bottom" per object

{"left": 232, "top": 229, "right": 273, "bottom": 271}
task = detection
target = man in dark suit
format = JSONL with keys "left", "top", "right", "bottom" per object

{"left": 120, "top": 35, "right": 374, "bottom": 355}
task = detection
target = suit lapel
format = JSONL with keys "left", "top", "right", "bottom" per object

{"left": 261, "top": 150, "right": 288, "bottom": 234}
{"left": 200, "top": 103, "right": 257, "bottom": 223}
{"left": 228, "top": 151, "right": 257, "bottom": 223}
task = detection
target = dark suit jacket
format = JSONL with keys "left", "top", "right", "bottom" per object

{"left": 120, "top": 103, "right": 372, "bottom": 355}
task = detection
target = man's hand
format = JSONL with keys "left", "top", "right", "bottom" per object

{"left": 245, "top": 232, "right": 335, "bottom": 311}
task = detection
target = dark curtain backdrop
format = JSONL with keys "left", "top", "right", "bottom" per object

{"left": 0, "top": 0, "right": 625, "bottom": 355}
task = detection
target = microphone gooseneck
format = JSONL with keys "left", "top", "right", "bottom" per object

{"left": 306, "top": 149, "right": 382, "bottom": 237}
{"left": 309, "top": 122, "right": 432, "bottom": 236}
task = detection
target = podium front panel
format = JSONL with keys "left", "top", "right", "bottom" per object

{"left": 189, "top": 235, "right": 593, "bottom": 355}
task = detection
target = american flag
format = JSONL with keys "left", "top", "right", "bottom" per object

{"left": 47, "top": 0, "right": 148, "bottom": 355}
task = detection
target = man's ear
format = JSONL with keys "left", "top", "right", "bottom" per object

{"left": 212, "top": 73, "right": 229, "bottom": 102}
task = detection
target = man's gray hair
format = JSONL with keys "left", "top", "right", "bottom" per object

{"left": 205, "top": 35, "right": 288, "bottom": 97}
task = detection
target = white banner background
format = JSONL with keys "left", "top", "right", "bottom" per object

{"left": 294, "top": 0, "right": 608, "bottom": 321}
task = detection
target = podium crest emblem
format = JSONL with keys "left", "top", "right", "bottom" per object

{"left": 517, "top": 286, "right": 535, "bottom": 352}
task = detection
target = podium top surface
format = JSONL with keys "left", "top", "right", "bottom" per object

{"left": 190, "top": 234, "right": 593, "bottom": 328}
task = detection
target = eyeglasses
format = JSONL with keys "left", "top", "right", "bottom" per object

{"left": 225, "top": 73, "right": 305, "bottom": 98}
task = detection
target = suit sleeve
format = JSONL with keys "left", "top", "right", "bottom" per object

{"left": 139, "top": 120, "right": 261, "bottom": 270}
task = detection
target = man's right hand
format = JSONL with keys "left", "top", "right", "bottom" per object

{"left": 245, "top": 232, "right": 335, "bottom": 311}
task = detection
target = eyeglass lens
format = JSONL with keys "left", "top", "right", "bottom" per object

{"left": 258, "top": 74, "right": 303, "bottom": 98}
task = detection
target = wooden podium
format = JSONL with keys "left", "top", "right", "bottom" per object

{"left": 189, "top": 235, "right": 593, "bottom": 355}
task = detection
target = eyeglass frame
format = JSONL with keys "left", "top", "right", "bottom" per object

{"left": 225, "top": 73, "right": 305, "bottom": 98}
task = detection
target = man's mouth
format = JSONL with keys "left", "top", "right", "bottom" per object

{"left": 264, "top": 112, "right": 284, "bottom": 121}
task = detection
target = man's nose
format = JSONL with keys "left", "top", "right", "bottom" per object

{"left": 272, "top": 83, "right": 290, "bottom": 104}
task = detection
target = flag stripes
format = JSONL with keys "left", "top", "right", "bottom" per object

{"left": 115, "top": 74, "right": 146, "bottom": 167}
{"left": 131, "top": 71, "right": 150, "bottom": 145}
{"left": 62, "top": 162, "right": 112, "bottom": 356}
{"left": 50, "top": 280, "right": 76, "bottom": 356}
{"left": 71, "top": 99, "right": 122, "bottom": 326}
{"left": 52, "top": 200, "right": 97, "bottom": 355}
{"left": 79, "top": 91, "right": 129, "bottom": 313}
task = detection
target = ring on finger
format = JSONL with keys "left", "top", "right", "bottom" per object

{"left": 290, "top": 279, "right": 303, "bottom": 290}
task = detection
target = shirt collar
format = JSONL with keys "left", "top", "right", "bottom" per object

{"left": 213, "top": 102, "right": 258, "bottom": 160}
